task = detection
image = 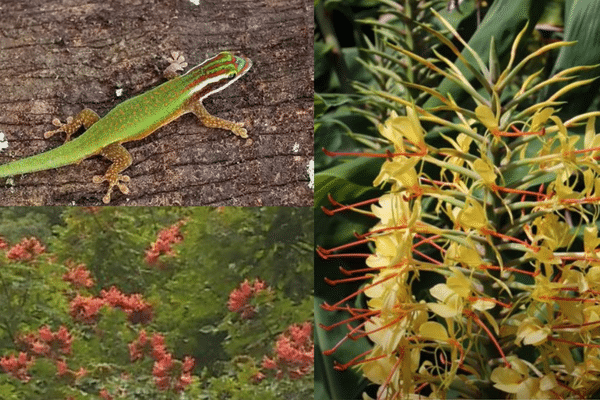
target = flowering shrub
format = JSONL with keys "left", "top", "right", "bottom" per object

{"left": 0, "top": 207, "right": 313, "bottom": 399}
{"left": 319, "top": 11, "right": 600, "bottom": 400}
{"left": 100, "top": 286, "right": 154, "bottom": 324}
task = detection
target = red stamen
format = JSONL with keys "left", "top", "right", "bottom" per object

{"left": 569, "top": 146, "right": 600, "bottom": 155}
{"left": 317, "top": 238, "right": 371, "bottom": 255}
{"left": 378, "top": 350, "right": 404, "bottom": 400}
{"left": 325, "top": 275, "right": 373, "bottom": 286}
{"left": 479, "top": 264, "right": 539, "bottom": 277}
{"left": 548, "top": 337, "right": 600, "bottom": 349}
{"left": 490, "top": 184, "right": 551, "bottom": 200}
{"left": 412, "top": 248, "right": 443, "bottom": 265}
{"left": 480, "top": 228, "right": 536, "bottom": 250}
{"left": 553, "top": 320, "right": 600, "bottom": 330}
{"left": 560, "top": 255, "right": 600, "bottom": 263}
{"left": 320, "top": 272, "right": 398, "bottom": 311}
{"left": 333, "top": 350, "right": 386, "bottom": 371}
{"left": 413, "top": 234, "right": 443, "bottom": 251}
{"left": 317, "top": 251, "right": 371, "bottom": 259}
{"left": 561, "top": 196, "right": 600, "bottom": 205}
{"left": 339, "top": 264, "right": 394, "bottom": 275}
{"left": 419, "top": 177, "right": 457, "bottom": 188}
{"left": 355, "top": 225, "right": 410, "bottom": 239}
{"left": 492, "top": 127, "right": 545, "bottom": 137}
{"left": 361, "top": 315, "right": 406, "bottom": 339}
{"left": 319, "top": 308, "right": 379, "bottom": 332}
{"left": 538, "top": 296, "right": 600, "bottom": 304}
{"left": 414, "top": 382, "right": 429, "bottom": 394}
{"left": 463, "top": 309, "right": 510, "bottom": 367}
{"left": 321, "top": 194, "right": 381, "bottom": 216}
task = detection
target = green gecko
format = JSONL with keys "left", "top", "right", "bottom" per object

{"left": 0, "top": 51, "right": 252, "bottom": 203}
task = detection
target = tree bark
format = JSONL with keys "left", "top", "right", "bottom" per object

{"left": 0, "top": 0, "right": 313, "bottom": 205}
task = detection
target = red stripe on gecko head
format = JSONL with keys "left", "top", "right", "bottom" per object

{"left": 184, "top": 57, "right": 238, "bottom": 92}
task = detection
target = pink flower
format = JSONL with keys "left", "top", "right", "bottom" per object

{"left": 182, "top": 356, "right": 195, "bottom": 373}
{"left": 99, "top": 389, "right": 113, "bottom": 400}
{"left": 56, "top": 359, "right": 68, "bottom": 376}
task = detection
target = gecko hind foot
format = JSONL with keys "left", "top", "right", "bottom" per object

{"left": 92, "top": 174, "right": 131, "bottom": 204}
{"left": 44, "top": 117, "right": 74, "bottom": 139}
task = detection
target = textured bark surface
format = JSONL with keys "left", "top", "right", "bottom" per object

{"left": 0, "top": 0, "right": 313, "bottom": 205}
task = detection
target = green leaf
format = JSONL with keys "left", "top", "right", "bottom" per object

{"left": 425, "top": 0, "right": 550, "bottom": 108}
{"left": 544, "top": 0, "right": 600, "bottom": 116}
{"left": 315, "top": 156, "right": 383, "bottom": 208}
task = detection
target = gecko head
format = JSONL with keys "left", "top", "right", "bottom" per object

{"left": 186, "top": 52, "right": 252, "bottom": 100}
{"left": 206, "top": 52, "right": 252, "bottom": 80}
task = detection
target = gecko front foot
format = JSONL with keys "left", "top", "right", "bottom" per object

{"left": 44, "top": 108, "right": 100, "bottom": 142}
{"left": 189, "top": 102, "right": 249, "bottom": 139}
{"left": 44, "top": 117, "right": 73, "bottom": 140}
{"left": 229, "top": 122, "right": 248, "bottom": 138}
{"left": 92, "top": 174, "right": 131, "bottom": 204}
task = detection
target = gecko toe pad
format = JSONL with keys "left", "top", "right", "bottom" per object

{"left": 93, "top": 174, "right": 131, "bottom": 204}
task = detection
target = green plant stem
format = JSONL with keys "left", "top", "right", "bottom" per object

{"left": 315, "top": 1, "right": 353, "bottom": 93}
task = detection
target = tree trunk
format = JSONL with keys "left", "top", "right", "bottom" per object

{"left": 0, "top": 0, "right": 313, "bottom": 205}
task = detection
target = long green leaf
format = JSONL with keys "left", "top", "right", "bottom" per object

{"left": 425, "top": 0, "right": 550, "bottom": 107}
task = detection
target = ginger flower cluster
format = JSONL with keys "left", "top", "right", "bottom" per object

{"left": 320, "top": 14, "right": 600, "bottom": 400}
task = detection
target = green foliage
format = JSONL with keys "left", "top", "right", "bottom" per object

{"left": 0, "top": 207, "right": 63, "bottom": 243}
{"left": 200, "top": 357, "right": 313, "bottom": 400}
{"left": 51, "top": 207, "right": 190, "bottom": 292}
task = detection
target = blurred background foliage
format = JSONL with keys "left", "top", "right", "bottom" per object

{"left": 0, "top": 207, "right": 313, "bottom": 399}
{"left": 315, "top": 0, "right": 600, "bottom": 398}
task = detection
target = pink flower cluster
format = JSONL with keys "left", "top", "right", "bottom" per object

{"left": 18, "top": 325, "right": 72, "bottom": 359}
{"left": 5, "top": 237, "right": 45, "bottom": 261}
{"left": 101, "top": 286, "right": 154, "bottom": 324}
{"left": 0, "top": 352, "right": 34, "bottom": 382}
{"left": 128, "top": 330, "right": 195, "bottom": 392}
{"left": 69, "top": 287, "right": 153, "bottom": 324}
{"left": 62, "top": 263, "right": 95, "bottom": 288}
{"left": 262, "top": 322, "right": 314, "bottom": 380}
{"left": 144, "top": 222, "right": 185, "bottom": 266}
{"left": 227, "top": 278, "right": 271, "bottom": 319}
{"left": 2, "top": 325, "right": 84, "bottom": 382}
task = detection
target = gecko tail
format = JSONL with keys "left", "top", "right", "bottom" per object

{"left": 0, "top": 140, "right": 92, "bottom": 178}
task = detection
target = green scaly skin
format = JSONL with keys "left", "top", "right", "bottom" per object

{"left": 0, "top": 51, "right": 252, "bottom": 203}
